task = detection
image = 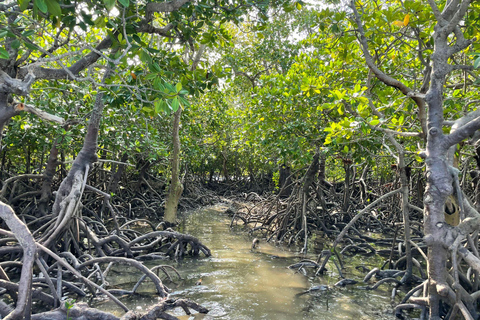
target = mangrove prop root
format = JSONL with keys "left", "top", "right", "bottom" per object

{"left": 0, "top": 197, "right": 213, "bottom": 318}
{"left": 31, "top": 299, "right": 208, "bottom": 320}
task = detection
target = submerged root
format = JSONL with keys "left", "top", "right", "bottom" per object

{"left": 29, "top": 299, "right": 208, "bottom": 320}
{"left": 0, "top": 194, "right": 212, "bottom": 319}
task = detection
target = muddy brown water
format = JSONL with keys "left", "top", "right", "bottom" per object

{"left": 93, "top": 205, "right": 400, "bottom": 319}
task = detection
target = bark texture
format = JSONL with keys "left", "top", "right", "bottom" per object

{"left": 164, "top": 107, "right": 184, "bottom": 223}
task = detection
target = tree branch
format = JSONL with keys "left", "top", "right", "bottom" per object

{"left": 444, "top": 113, "right": 480, "bottom": 149}
{"left": 14, "top": 103, "right": 65, "bottom": 125}
{"left": 0, "top": 70, "right": 35, "bottom": 96}
{"left": 426, "top": 0, "right": 444, "bottom": 22}
{"left": 444, "top": 0, "right": 471, "bottom": 35}
{"left": 349, "top": 0, "right": 426, "bottom": 123}
{"left": 16, "top": 37, "right": 113, "bottom": 81}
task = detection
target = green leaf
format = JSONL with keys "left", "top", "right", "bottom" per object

{"left": 165, "top": 82, "right": 175, "bottom": 93}
{"left": 45, "top": 0, "right": 62, "bottom": 16}
{"left": 171, "top": 97, "right": 180, "bottom": 112}
{"left": 25, "top": 41, "right": 39, "bottom": 50}
{"left": 118, "top": 0, "right": 129, "bottom": 7}
{"left": 343, "top": 145, "right": 349, "bottom": 153}
{"left": 179, "top": 96, "right": 190, "bottom": 108}
{"left": 10, "top": 40, "right": 21, "bottom": 49}
{"left": 132, "top": 34, "right": 146, "bottom": 46}
{"left": 0, "top": 48, "right": 9, "bottom": 59}
{"left": 154, "top": 100, "right": 162, "bottom": 113}
{"left": 18, "top": 0, "right": 30, "bottom": 11}
{"left": 370, "top": 119, "right": 380, "bottom": 126}
{"left": 103, "top": 0, "right": 116, "bottom": 11}
{"left": 295, "top": 2, "right": 302, "bottom": 10}
{"left": 94, "top": 16, "right": 107, "bottom": 28}
{"left": 474, "top": 56, "right": 480, "bottom": 69}
{"left": 22, "top": 30, "right": 35, "bottom": 37}
{"left": 160, "top": 100, "right": 167, "bottom": 113}
{"left": 35, "top": 0, "right": 48, "bottom": 13}
{"left": 175, "top": 82, "right": 182, "bottom": 93}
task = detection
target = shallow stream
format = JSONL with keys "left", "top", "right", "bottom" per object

{"left": 96, "top": 205, "right": 398, "bottom": 319}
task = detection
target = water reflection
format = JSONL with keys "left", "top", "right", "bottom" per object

{"left": 94, "top": 205, "right": 397, "bottom": 319}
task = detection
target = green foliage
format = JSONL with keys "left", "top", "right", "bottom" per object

{"left": 4, "top": 0, "right": 480, "bottom": 188}
{"left": 65, "top": 299, "right": 75, "bottom": 320}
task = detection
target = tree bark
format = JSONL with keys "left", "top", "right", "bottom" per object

{"left": 41, "top": 65, "right": 114, "bottom": 247}
{"left": 0, "top": 202, "right": 36, "bottom": 320}
{"left": 422, "top": 1, "right": 475, "bottom": 317}
{"left": 38, "top": 139, "right": 59, "bottom": 215}
{"left": 164, "top": 107, "right": 184, "bottom": 223}
{"left": 163, "top": 45, "right": 205, "bottom": 223}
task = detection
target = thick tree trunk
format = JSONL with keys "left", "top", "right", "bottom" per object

{"left": 164, "top": 108, "right": 183, "bottom": 223}
{"left": 40, "top": 67, "right": 113, "bottom": 247}
{"left": 423, "top": 7, "right": 470, "bottom": 317}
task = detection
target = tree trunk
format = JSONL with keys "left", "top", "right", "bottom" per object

{"left": 423, "top": 6, "right": 474, "bottom": 317}
{"left": 222, "top": 150, "right": 228, "bottom": 181}
{"left": 107, "top": 152, "right": 129, "bottom": 194}
{"left": 163, "top": 44, "right": 205, "bottom": 222}
{"left": 38, "top": 139, "right": 59, "bottom": 215}
{"left": 279, "top": 164, "right": 292, "bottom": 197}
{"left": 0, "top": 93, "right": 18, "bottom": 149}
{"left": 164, "top": 107, "right": 184, "bottom": 223}
{"left": 398, "top": 153, "right": 413, "bottom": 283}
{"left": 40, "top": 66, "right": 114, "bottom": 248}
{"left": 342, "top": 160, "right": 351, "bottom": 213}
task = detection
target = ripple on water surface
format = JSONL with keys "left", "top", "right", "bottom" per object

{"left": 95, "top": 205, "right": 398, "bottom": 320}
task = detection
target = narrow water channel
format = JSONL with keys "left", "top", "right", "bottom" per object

{"left": 96, "top": 205, "right": 398, "bottom": 319}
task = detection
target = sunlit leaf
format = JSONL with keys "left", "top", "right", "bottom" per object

{"left": 175, "top": 82, "right": 182, "bottom": 93}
